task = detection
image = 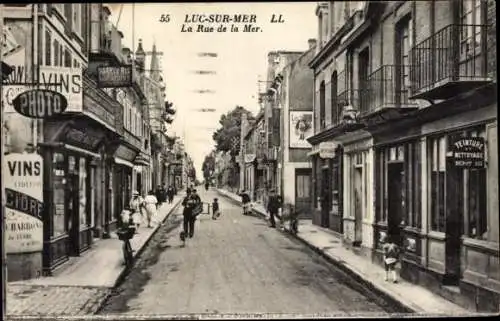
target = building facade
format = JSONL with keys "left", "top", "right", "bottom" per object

{"left": 308, "top": 0, "right": 498, "bottom": 312}
{"left": 277, "top": 42, "right": 315, "bottom": 215}
{"left": 2, "top": 3, "right": 162, "bottom": 280}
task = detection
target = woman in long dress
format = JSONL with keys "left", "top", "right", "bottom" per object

{"left": 129, "top": 191, "right": 144, "bottom": 231}
{"left": 143, "top": 190, "right": 158, "bottom": 228}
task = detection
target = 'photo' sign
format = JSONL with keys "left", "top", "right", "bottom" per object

{"left": 3, "top": 153, "right": 44, "bottom": 254}
{"left": 97, "top": 65, "right": 133, "bottom": 88}
{"left": 453, "top": 137, "right": 485, "bottom": 168}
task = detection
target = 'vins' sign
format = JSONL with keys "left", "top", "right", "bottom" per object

{"left": 12, "top": 89, "right": 68, "bottom": 118}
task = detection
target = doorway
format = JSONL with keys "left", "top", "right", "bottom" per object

{"left": 295, "top": 168, "right": 312, "bottom": 215}
{"left": 320, "top": 167, "right": 331, "bottom": 228}
{"left": 353, "top": 166, "right": 363, "bottom": 246}
{"left": 387, "top": 162, "right": 405, "bottom": 247}
{"left": 443, "top": 157, "right": 463, "bottom": 285}
{"left": 66, "top": 155, "right": 79, "bottom": 256}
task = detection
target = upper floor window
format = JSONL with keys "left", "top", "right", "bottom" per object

{"left": 396, "top": 16, "right": 413, "bottom": 95}
{"left": 72, "top": 4, "right": 82, "bottom": 37}
{"left": 53, "top": 39, "right": 59, "bottom": 66}
{"left": 45, "top": 30, "right": 52, "bottom": 66}
{"left": 64, "top": 48, "right": 71, "bottom": 67}
{"left": 64, "top": 4, "right": 72, "bottom": 22}
{"left": 331, "top": 72, "right": 339, "bottom": 125}
{"left": 52, "top": 4, "right": 64, "bottom": 18}
{"left": 319, "top": 81, "right": 326, "bottom": 129}
{"left": 460, "top": 0, "right": 484, "bottom": 56}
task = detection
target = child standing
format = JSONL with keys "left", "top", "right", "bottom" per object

{"left": 382, "top": 235, "right": 400, "bottom": 283}
{"left": 212, "top": 198, "right": 220, "bottom": 220}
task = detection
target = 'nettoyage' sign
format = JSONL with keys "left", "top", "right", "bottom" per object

{"left": 452, "top": 137, "right": 485, "bottom": 168}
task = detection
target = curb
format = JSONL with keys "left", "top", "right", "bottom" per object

{"left": 215, "top": 189, "right": 417, "bottom": 314}
{"left": 290, "top": 232, "right": 418, "bottom": 314}
{"left": 113, "top": 197, "right": 183, "bottom": 288}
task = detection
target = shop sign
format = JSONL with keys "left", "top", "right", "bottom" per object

{"left": 3, "top": 153, "right": 44, "bottom": 254}
{"left": 319, "top": 142, "right": 337, "bottom": 159}
{"left": 97, "top": 66, "right": 132, "bottom": 88}
{"left": 64, "top": 127, "right": 103, "bottom": 150}
{"left": 452, "top": 137, "right": 485, "bottom": 168}
{"left": 12, "top": 89, "right": 68, "bottom": 118}
{"left": 39, "top": 66, "right": 83, "bottom": 113}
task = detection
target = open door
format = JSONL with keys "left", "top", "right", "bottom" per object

{"left": 295, "top": 168, "right": 312, "bottom": 215}
{"left": 320, "top": 167, "right": 331, "bottom": 228}
{"left": 387, "top": 162, "right": 405, "bottom": 247}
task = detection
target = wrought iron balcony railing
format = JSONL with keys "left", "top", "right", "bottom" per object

{"left": 410, "top": 23, "right": 490, "bottom": 100}
{"left": 360, "top": 65, "right": 418, "bottom": 116}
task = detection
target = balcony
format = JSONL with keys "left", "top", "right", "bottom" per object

{"left": 90, "top": 21, "right": 124, "bottom": 64}
{"left": 359, "top": 65, "right": 419, "bottom": 123}
{"left": 410, "top": 24, "right": 491, "bottom": 101}
{"left": 336, "top": 90, "right": 366, "bottom": 131}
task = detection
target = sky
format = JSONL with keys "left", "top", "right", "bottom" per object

{"left": 107, "top": 2, "right": 317, "bottom": 179}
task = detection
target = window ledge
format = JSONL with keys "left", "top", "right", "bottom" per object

{"left": 427, "top": 230, "right": 446, "bottom": 241}
{"left": 462, "top": 237, "right": 499, "bottom": 254}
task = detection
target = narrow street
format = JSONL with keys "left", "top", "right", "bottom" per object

{"left": 97, "top": 189, "right": 405, "bottom": 316}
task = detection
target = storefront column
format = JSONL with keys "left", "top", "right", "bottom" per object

{"left": 420, "top": 136, "right": 428, "bottom": 267}
{"left": 42, "top": 146, "right": 54, "bottom": 275}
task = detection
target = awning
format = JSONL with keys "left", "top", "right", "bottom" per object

{"left": 134, "top": 155, "right": 150, "bottom": 166}
{"left": 114, "top": 157, "right": 134, "bottom": 168}
{"left": 65, "top": 144, "right": 101, "bottom": 159}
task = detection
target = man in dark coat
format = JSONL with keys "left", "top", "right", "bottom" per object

{"left": 155, "top": 185, "right": 165, "bottom": 209}
{"left": 182, "top": 189, "right": 202, "bottom": 238}
{"left": 267, "top": 189, "right": 282, "bottom": 228}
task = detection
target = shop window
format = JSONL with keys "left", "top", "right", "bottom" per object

{"left": 52, "top": 152, "right": 67, "bottom": 237}
{"left": 45, "top": 30, "right": 52, "bottom": 66}
{"left": 450, "top": 127, "right": 488, "bottom": 240}
{"left": 79, "top": 157, "right": 88, "bottom": 227}
{"left": 466, "top": 167, "right": 487, "bottom": 239}
{"left": 429, "top": 136, "right": 446, "bottom": 232}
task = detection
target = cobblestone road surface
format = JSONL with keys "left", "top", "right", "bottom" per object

{"left": 7, "top": 285, "right": 109, "bottom": 316}
{"left": 98, "top": 189, "right": 405, "bottom": 317}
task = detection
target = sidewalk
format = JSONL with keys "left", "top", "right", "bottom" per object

{"left": 6, "top": 195, "right": 183, "bottom": 316}
{"left": 216, "top": 188, "right": 473, "bottom": 316}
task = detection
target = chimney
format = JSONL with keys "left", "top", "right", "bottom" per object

{"left": 308, "top": 39, "right": 317, "bottom": 50}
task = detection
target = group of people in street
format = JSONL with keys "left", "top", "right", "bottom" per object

{"left": 155, "top": 184, "right": 176, "bottom": 206}
{"left": 239, "top": 189, "right": 282, "bottom": 228}
{"left": 120, "top": 184, "right": 178, "bottom": 233}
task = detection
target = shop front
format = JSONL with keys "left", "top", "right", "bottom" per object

{"left": 112, "top": 144, "right": 139, "bottom": 229}
{"left": 41, "top": 120, "right": 106, "bottom": 274}
{"left": 417, "top": 103, "right": 498, "bottom": 311}
{"left": 339, "top": 131, "right": 374, "bottom": 256}
{"left": 369, "top": 120, "right": 422, "bottom": 269}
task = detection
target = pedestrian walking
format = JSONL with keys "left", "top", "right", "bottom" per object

{"left": 266, "top": 189, "right": 282, "bottom": 228}
{"left": 212, "top": 198, "right": 220, "bottom": 220}
{"left": 144, "top": 190, "right": 158, "bottom": 228}
{"left": 129, "top": 191, "right": 144, "bottom": 231}
{"left": 239, "top": 190, "right": 251, "bottom": 215}
{"left": 181, "top": 188, "right": 202, "bottom": 240}
{"left": 382, "top": 235, "right": 401, "bottom": 283}
{"left": 155, "top": 185, "right": 165, "bottom": 209}
{"left": 166, "top": 185, "right": 175, "bottom": 204}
